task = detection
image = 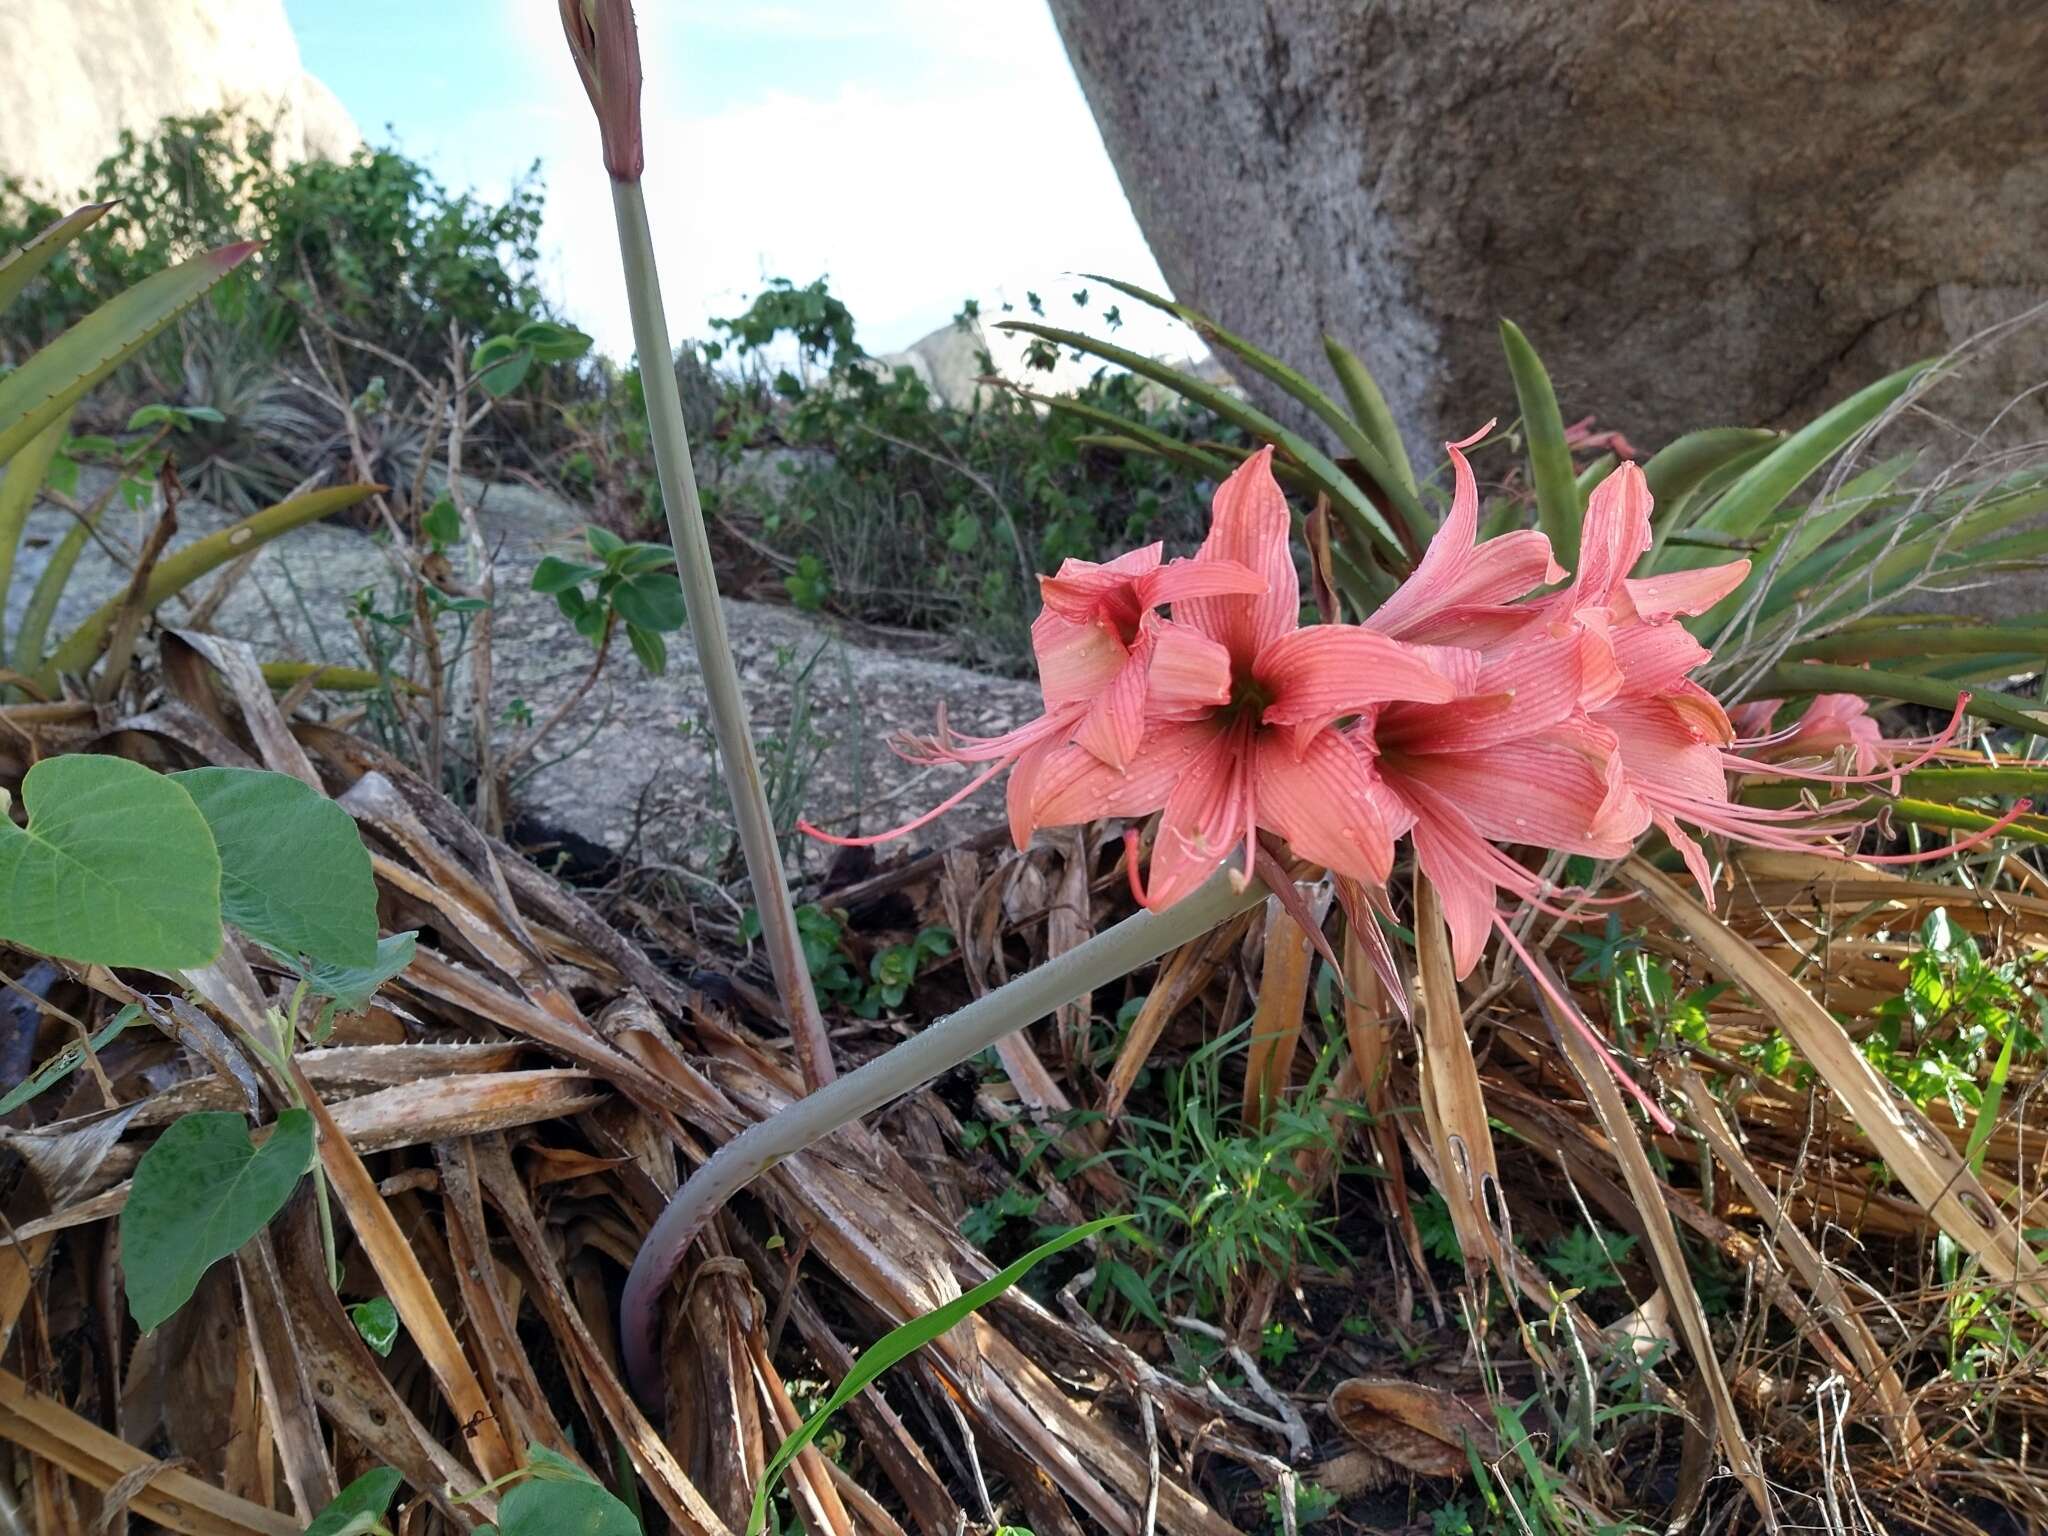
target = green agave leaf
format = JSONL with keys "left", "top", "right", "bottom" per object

{"left": 0, "top": 755, "right": 221, "bottom": 970}
{"left": 1679, "top": 361, "right": 1926, "bottom": 555}
{"left": 0, "top": 408, "right": 72, "bottom": 659}
{"left": 1069, "top": 429, "right": 1245, "bottom": 488}
{"left": 1498, "top": 320, "right": 1582, "bottom": 572}
{"left": 121, "top": 1107, "right": 316, "bottom": 1330}
{"left": 1789, "top": 623, "right": 2048, "bottom": 663}
{"left": 1886, "top": 798, "right": 2048, "bottom": 849}
{"left": 0, "top": 203, "right": 116, "bottom": 316}
{"left": 996, "top": 319, "right": 1410, "bottom": 566}
{"left": 1323, "top": 335, "right": 1418, "bottom": 497}
{"left": 1899, "top": 766, "right": 2048, "bottom": 802}
{"left": 171, "top": 767, "right": 377, "bottom": 966}
{"left": 39, "top": 482, "right": 377, "bottom": 686}
{"left": 1757, "top": 661, "right": 2046, "bottom": 736}
{"left": 1022, "top": 386, "right": 1247, "bottom": 483}
{"left": 306, "top": 1467, "right": 405, "bottom": 1536}
{"left": 1075, "top": 274, "right": 1431, "bottom": 547}
{"left": 1642, "top": 428, "right": 1781, "bottom": 513}
{"left": 0, "top": 1004, "right": 141, "bottom": 1116}
{"left": 0, "top": 241, "right": 258, "bottom": 467}
{"left": 1758, "top": 477, "right": 2048, "bottom": 622}
{"left": 747, "top": 1214, "right": 1126, "bottom": 1535}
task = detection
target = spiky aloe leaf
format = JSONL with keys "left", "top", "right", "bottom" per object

{"left": 11, "top": 444, "right": 102, "bottom": 670}
{"left": 0, "top": 241, "right": 258, "bottom": 468}
{"left": 38, "top": 482, "right": 376, "bottom": 686}
{"left": 1080, "top": 274, "right": 1431, "bottom": 546}
{"left": 1642, "top": 428, "right": 1780, "bottom": 513}
{"left": 1666, "top": 362, "right": 1926, "bottom": 564}
{"left": 1498, "top": 320, "right": 1582, "bottom": 571}
{"left": 1323, "top": 336, "right": 1418, "bottom": 498}
{"left": 1758, "top": 476, "right": 2048, "bottom": 621}
{"left": 997, "top": 319, "right": 1410, "bottom": 565}
{"left": 1789, "top": 622, "right": 2048, "bottom": 663}
{"left": 0, "top": 203, "right": 115, "bottom": 316}
{"left": 1574, "top": 453, "right": 1617, "bottom": 502}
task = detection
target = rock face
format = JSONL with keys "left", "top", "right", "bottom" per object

{"left": 7, "top": 474, "right": 1039, "bottom": 873}
{"left": 1047, "top": 1, "right": 2048, "bottom": 459}
{"left": 0, "top": 0, "right": 359, "bottom": 198}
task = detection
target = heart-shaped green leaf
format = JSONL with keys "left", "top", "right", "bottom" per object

{"left": 0, "top": 755, "right": 221, "bottom": 971}
{"left": 497, "top": 1447, "right": 640, "bottom": 1536}
{"left": 122, "top": 1109, "right": 316, "bottom": 1330}
{"left": 306, "top": 1467, "right": 404, "bottom": 1536}
{"left": 172, "top": 768, "right": 377, "bottom": 966}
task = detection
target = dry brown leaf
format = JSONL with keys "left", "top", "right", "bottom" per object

{"left": 1243, "top": 897, "right": 1314, "bottom": 1127}
{"left": 1626, "top": 858, "right": 2048, "bottom": 1314}
{"left": 293, "top": 1067, "right": 518, "bottom": 1483}
{"left": 0, "top": 1368, "right": 296, "bottom": 1536}
{"left": 1531, "top": 948, "right": 1776, "bottom": 1530}
{"left": 1328, "top": 1378, "right": 1496, "bottom": 1478}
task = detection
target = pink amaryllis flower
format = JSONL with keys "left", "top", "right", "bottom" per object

{"left": 801, "top": 542, "right": 1263, "bottom": 850}
{"left": 1730, "top": 692, "right": 1894, "bottom": 777}
{"left": 1014, "top": 447, "right": 1459, "bottom": 906}
{"left": 1354, "top": 426, "right": 1632, "bottom": 976}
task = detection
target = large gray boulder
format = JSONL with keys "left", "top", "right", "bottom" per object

{"left": 0, "top": 0, "right": 359, "bottom": 198}
{"left": 1048, "top": 1, "right": 2048, "bottom": 460}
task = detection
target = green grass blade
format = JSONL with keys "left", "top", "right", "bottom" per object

{"left": 38, "top": 481, "right": 376, "bottom": 686}
{"left": 1966, "top": 1029, "right": 2016, "bottom": 1173}
{"left": 747, "top": 1215, "right": 1126, "bottom": 1535}
{"left": 0, "top": 241, "right": 258, "bottom": 467}
{"left": 1081, "top": 274, "right": 1430, "bottom": 545}
{"left": 0, "top": 407, "right": 72, "bottom": 662}
{"left": 1756, "top": 661, "right": 2045, "bottom": 736}
{"left": 1498, "top": 319, "right": 1581, "bottom": 571}
{"left": 998, "top": 319, "right": 1409, "bottom": 564}
{"left": 0, "top": 203, "right": 116, "bottom": 316}
{"left": 1322, "top": 335, "right": 1418, "bottom": 497}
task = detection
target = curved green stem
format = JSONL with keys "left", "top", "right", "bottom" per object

{"left": 619, "top": 866, "right": 1266, "bottom": 1401}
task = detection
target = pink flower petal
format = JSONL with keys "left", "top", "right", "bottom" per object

{"left": 1253, "top": 729, "right": 1396, "bottom": 886}
{"left": 1136, "top": 555, "right": 1267, "bottom": 608}
{"left": 1147, "top": 621, "right": 1234, "bottom": 715}
{"left": 1072, "top": 650, "right": 1149, "bottom": 771}
{"left": 1178, "top": 448, "right": 1298, "bottom": 667}
{"left": 1143, "top": 723, "right": 1254, "bottom": 909}
{"left": 1257, "top": 626, "right": 1461, "bottom": 748}
{"left": 1030, "top": 719, "right": 1221, "bottom": 831}
{"left": 1570, "top": 461, "right": 1655, "bottom": 604}
{"left": 1376, "top": 628, "right": 1582, "bottom": 756}
{"left": 1031, "top": 611, "right": 1128, "bottom": 709}
{"left": 1369, "top": 424, "right": 1564, "bottom": 642}
{"left": 1621, "top": 558, "right": 1749, "bottom": 622}
{"left": 1036, "top": 544, "right": 1164, "bottom": 623}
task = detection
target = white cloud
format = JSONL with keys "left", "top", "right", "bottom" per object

{"left": 507, "top": 0, "right": 1195, "bottom": 365}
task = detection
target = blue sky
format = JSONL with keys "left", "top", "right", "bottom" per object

{"left": 282, "top": 0, "right": 1183, "bottom": 365}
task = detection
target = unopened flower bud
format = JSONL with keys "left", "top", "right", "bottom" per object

{"left": 560, "top": 0, "right": 644, "bottom": 182}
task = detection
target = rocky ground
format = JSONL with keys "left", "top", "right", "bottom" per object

{"left": 9, "top": 474, "right": 1041, "bottom": 876}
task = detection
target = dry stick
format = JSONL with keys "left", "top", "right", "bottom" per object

{"left": 618, "top": 867, "right": 1268, "bottom": 1401}
{"left": 607, "top": 179, "right": 836, "bottom": 1099}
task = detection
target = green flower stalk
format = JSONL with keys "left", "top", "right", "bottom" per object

{"left": 561, "top": 0, "right": 835, "bottom": 1092}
